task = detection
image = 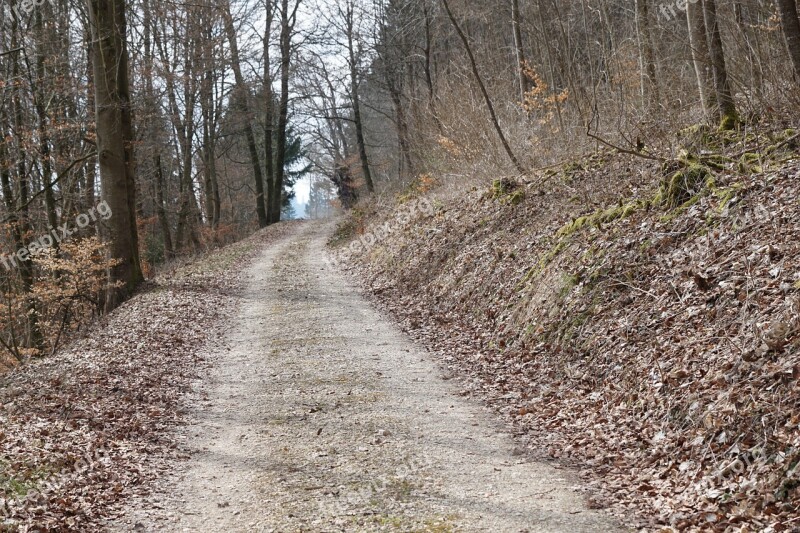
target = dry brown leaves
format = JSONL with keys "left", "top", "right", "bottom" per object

{"left": 340, "top": 131, "right": 800, "bottom": 532}
{"left": 0, "top": 222, "right": 299, "bottom": 532}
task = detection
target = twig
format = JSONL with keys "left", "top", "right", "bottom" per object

{"left": 0, "top": 48, "right": 23, "bottom": 57}
{"left": 729, "top": 132, "right": 800, "bottom": 160}
{"left": 586, "top": 125, "right": 665, "bottom": 162}
{"left": 1, "top": 151, "right": 97, "bottom": 223}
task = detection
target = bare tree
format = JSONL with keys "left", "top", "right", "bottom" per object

{"left": 635, "top": 0, "right": 659, "bottom": 106}
{"left": 270, "top": 0, "right": 303, "bottom": 222}
{"left": 687, "top": 0, "right": 716, "bottom": 119}
{"left": 223, "top": 0, "right": 269, "bottom": 228}
{"left": 776, "top": 0, "right": 800, "bottom": 79}
{"left": 703, "top": 0, "right": 738, "bottom": 129}
{"left": 441, "top": 0, "right": 525, "bottom": 174}
{"left": 86, "top": 0, "right": 143, "bottom": 310}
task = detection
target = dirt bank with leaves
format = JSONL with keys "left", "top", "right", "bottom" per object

{"left": 336, "top": 126, "right": 800, "bottom": 531}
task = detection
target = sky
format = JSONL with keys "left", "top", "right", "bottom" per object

{"left": 290, "top": 175, "right": 312, "bottom": 218}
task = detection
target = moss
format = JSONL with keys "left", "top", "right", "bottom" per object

{"left": 558, "top": 272, "right": 581, "bottom": 300}
{"left": 678, "top": 123, "right": 713, "bottom": 148}
{"left": 517, "top": 237, "right": 571, "bottom": 288}
{"left": 491, "top": 178, "right": 516, "bottom": 198}
{"left": 557, "top": 216, "right": 589, "bottom": 237}
{"left": 738, "top": 152, "right": 763, "bottom": 174}
{"left": 659, "top": 193, "right": 703, "bottom": 223}
{"left": 506, "top": 189, "right": 525, "bottom": 205}
{"left": 0, "top": 461, "right": 48, "bottom": 499}
{"left": 713, "top": 183, "right": 744, "bottom": 212}
{"left": 700, "top": 154, "right": 730, "bottom": 171}
{"left": 581, "top": 245, "right": 603, "bottom": 264}
{"left": 563, "top": 161, "right": 586, "bottom": 174}
{"left": 794, "top": 280, "right": 800, "bottom": 290}
{"left": 557, "top": 201, "right": 641, "bottom": 238}
{"left": 490, "top": 178, "right": 525, "bottom": 206}
{"left": 657, "top": 163, "right": 711, "bottom": 209}
{"left": 719, "top": 111, "right": 740, "bottom": 132}
{"left": 553, "top": 304, "right": 596, "bottom": 343}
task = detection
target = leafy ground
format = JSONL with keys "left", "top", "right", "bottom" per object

{"left": 0, "top": 222, "right": 298, "bottom": 531}
{"left": 335, "top": 125, "right": 800, "bottom": 531}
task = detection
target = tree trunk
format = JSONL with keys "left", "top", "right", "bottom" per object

{"left": 776, "top": 0, "right": 800, "bottom": 79}
{"left": 200, "top": 28, "right": 220, "bottom": 230}
{"left": 83, "top": 28, "right": 97, "bottom": 212}
{"left": 86, "top": 0, "right": 144, "bottom": 310}
{"left": 422, "top": 0, "right": 443, "bottom": 132}
{"left": 687, "top": 0, "right": 717, "bottom": 119}
{"left": 441, "top": 0, "right": 526, "bottom": 174}
{"left": 702, "top": 0, "right": 738, "bottom": 129}
{"left": 511, "top": 0, "right": 532, "bottom": 101}
{"left": 223, "top": 1, "right": 269, "bottom": 228}
{"left": 154, "top": 155, "right": 174, "bottom": 258}
{"left": 635, "top": 0, "right": 659, "bottom": 106}
{"left": 34, "top": 10, "right": 59, "bottom": 233}
{"left": 263, "top": 0, "right": 277, "bottom": 223}
{"left": 344, "top": 0, "right": 375, "bottom": 194}
{"left": 271, "top": 0, "right": 298, "bottom": 222}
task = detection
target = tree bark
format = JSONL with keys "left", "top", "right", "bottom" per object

{"left": 223, "top": 1, "right": 269, "bottom": 228}
{"left": 200, "top": 15, "right": 221, "bottom": 230}
{"left": 263, "top": 0, "right": 277, "bottom": 223}
{"left": 154, "top": 155, "right": 174, "bottom": 258}
{"left": 421, "top": 0, "right": 443, "bottom": 132}
{"left": 511, "top": 0, "right": 532, "bottom": 101}
{"left": 776, "top": 0, "right": 800, "bottom": 79}
{"left": 86, "top": 0, "right": 144, "bottom": 310}
{"left": 635, "top": 0, "right": 659, "bottom": 106}
{"left": 702, "top": 0, "right": 738, "bottom": 129}
{"left": 143, "top": 0, "right": 173, "bottom": 256}
{"left": 687, "top": 0, "right": 716, "bottom": 119}
{"left": 343, "top": 0, "right": 375, "bottom": 194}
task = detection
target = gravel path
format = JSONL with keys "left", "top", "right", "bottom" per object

{"left": 111, "top": 222, "right": 621, "bottom": 532}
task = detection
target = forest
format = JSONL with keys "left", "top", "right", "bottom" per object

{"left": 0, "top": 0, "right": 797, "bottom": 363}
{"left": 1, "top": 0, "right": 800, "bottom": 530}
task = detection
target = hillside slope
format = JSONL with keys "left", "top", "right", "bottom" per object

{"left": 334, "top": 127, "right": 800, "bottom": 530}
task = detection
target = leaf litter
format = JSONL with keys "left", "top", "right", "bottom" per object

{"left": 336, "top": 130, "right": 800, "bottom": 531}
{"left": 0, "top": 222, "right": 299, "bottom": 532}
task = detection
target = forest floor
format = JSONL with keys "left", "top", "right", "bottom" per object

{"left": 0, "top": 220, "right": 622, "bottom": 531}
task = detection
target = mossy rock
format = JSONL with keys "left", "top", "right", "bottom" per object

{"left": 656, "top": 163, "right": 711, "bottom": 210}
{"left": 718, "top": 111, "right": 740, "bottom": 132}
{"left": 490, "top": 178, "right": 525, "bottom": 206}
{"left": 678, "top": 123, "right": 713, "bottom": 150}
{"left": 738, "top": 153, "right": 763, "bottom": 174}
{"left": 506, "top": 189, "right": 525, "bottom": 205}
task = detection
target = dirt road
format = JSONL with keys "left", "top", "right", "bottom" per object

{"left": 111, "top": 222, "right": 621, "bottom": 532}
